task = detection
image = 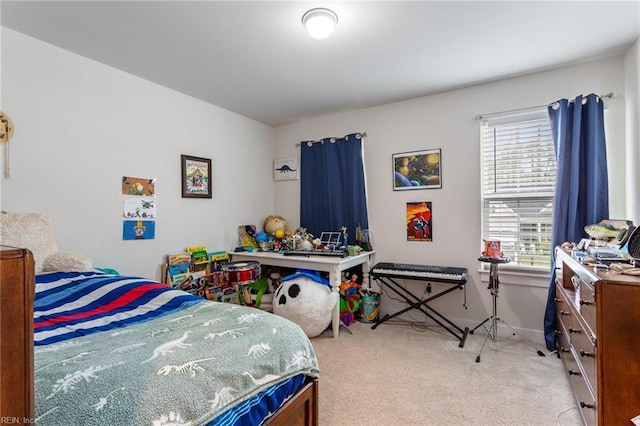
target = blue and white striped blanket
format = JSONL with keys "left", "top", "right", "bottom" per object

{"left": 34, "top": 271, "right": 319, "bottom": 425}
{"left": 34, "top": 270, "right": 200, "bottom": 345}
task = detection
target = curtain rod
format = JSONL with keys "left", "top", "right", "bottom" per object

{"left": 295, "top": 131, "right": 367, "bottom": 147}
{"left": 471, "top": 92, "right": 613, "bottom": 121}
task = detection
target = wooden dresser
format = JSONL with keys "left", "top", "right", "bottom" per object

{"left": 0, "top": 246, "right": 35, "bottom": 420}
{"left": 554, "top": 248, "right": 640, "bottom": 425}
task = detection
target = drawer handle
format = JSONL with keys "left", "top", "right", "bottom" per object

{"left": 579, "top": 350, "right": 593, "bottom": 358}
{"left": 579, "top": 299, "right": 593, "bottom": 306}
{"left": 568, "top": 370, "right": 581, "bottom": 376}
{"left": 580, "top": 401, "right": 595, "bottom": 409}
{"left": 554, "top": 297, "right": 561, "bottom": 303}
{"left": 568, "top": 327, "right": 580, "bottom": 334}
{"left": 555, "top": 330, "right": 563, "bottom": 336}
{"left": 560, "top": 310, "right": 571, "bottom": 316}
{"left": 560, "top": 346, "right": 570, "bottom": 353}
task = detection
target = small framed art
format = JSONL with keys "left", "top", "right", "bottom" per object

{"left": 393, "top": 148, "right": 442, "bottom": 190}
{"left": 181, "top": 155, "right": 212, "bottom": 198}
{"left": 407, "top": 201, "right": 432, "bottom": 242}
{"left": 273, "top": 158, "right": 298, "bottom": 181}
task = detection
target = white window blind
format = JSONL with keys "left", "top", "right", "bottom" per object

{"left": 481, "top": 109, "right": 556, "bottom": 270}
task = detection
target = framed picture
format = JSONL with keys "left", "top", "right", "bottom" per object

{"left": 273, "top": 158, "right": 299, "bottom": 181}
{"left": 181, "top": 155, "right": 212, "bottom": 198}
{"left": 406, "top": 201, "right": 432, "bottom": 242}
{"left": 393, "top": 148, "right": 442, "bottom": 190}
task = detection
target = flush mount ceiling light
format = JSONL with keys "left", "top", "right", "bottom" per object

{"left": 302, "top": 8, "right": 338, "bottom": 40}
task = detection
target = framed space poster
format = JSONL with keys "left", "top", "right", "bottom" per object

{"left": 181, "top": 155, "right": 212, "bottom": 198}
{"left": 393, "top": 149, "right": 442, "bottom": 190}
{"left": 406, "top": 201, "right": 432, "bottom": 242}
{"left": 273, "top": 158, "right": 298, "bottom": 181}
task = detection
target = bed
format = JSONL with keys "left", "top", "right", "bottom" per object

{"left": 32, "top": 269, "right": 320, "bottom": 425}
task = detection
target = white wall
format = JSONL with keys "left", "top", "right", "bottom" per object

{"left": 0, "top": 28, "right": 276, "bottom": 280}
{"left": 2, "top": 26, "right": 636, "bottom": 340}
{"left": 274, "top": 54, "right": 632, "bottom": 340}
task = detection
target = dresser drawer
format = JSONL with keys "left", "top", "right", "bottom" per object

{"left": 556, "top": 317, "right": 571, "bottom": 356}
{"left": 570, "top": 317, "right": 597, "bottom": 394}
{"left": 577, "top": 280, "right": 596, "bottom": 334}
{"left": 556, "top": 284, "right": 582, "bottom": 338}
{"left": 564, "top": 348, "right": 596, "bottom": 426}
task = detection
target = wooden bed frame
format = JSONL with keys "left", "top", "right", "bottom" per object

{"left": 0, "top": 246, "right": 319, "bottom": 425}
{"left": 0, "top": 247, "right": 35, "bottom": 420}
{"left": 266, "top": 377, "right": 319, "bottom": 426}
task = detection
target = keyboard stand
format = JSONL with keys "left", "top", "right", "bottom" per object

{"left": 371, "top": 275, "right": 469, "bottom": 347}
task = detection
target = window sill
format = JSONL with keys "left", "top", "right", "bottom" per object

{"left": 478, "top": 267, "right": 550, "bottom": 288}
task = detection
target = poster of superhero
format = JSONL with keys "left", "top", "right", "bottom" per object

{"left": 406, "top": 201, "right": 432, "bottom": 242}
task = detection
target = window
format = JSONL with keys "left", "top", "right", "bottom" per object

{"left": 480, "top": 109, "right": 556, "bottom": 270}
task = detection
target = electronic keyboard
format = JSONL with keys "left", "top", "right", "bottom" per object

{"left": 283, "top": 249, "right": 347, "bottom": 257}
{"left": 371, "top": 262, "right": 468, "bottom": 284}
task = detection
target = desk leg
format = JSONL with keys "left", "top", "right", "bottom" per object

{"left": 330, "top": 264, "right": 341, "bottom": 339}
{"left": 362, "top": 257, "right": 371, "bottom": 291}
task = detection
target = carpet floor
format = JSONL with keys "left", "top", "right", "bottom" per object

{"left": 310, "top": 320, "right": 583, "bottom": 426}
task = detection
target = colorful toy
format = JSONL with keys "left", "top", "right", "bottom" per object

{"left": 249, "top": 277, "right": 269, "bottom": 308}
{"left": 273, "top": 271, "right": 339, "bottom": 337}
{"left": 268, "top": 269, "right": 283, "bottom": 293}
{"left": 339, "top": 274, "right": 362, "bottom": 326}
{"left": 263, "top": 215, "right": 287, "bottom": 237}
{"left": 293, "top": 227, "right": 314, "bottom": 250}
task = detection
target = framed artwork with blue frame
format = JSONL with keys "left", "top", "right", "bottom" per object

{"left": 393, "top": 148, "right": 442, "bottom": 190}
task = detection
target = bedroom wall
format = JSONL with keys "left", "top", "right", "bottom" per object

{"left": 2, "top": 26, "right": 635, "bottom": 341}
{"left": 273, "top": 54, "right": 631, "bottom": 340}
{"left": 0, "top": 28, "right": 276, "bottom": 280}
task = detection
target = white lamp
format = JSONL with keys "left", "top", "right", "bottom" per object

{"left": 302, "top": 8, "right": 338, "bottom": 40}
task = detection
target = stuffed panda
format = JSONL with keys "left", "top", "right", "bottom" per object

{"left": 273, "top": 271, "right": 339, "bottom": 338}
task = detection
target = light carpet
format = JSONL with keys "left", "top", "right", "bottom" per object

{"left": 310, "top": 320, "right": 583, "bottom": 426}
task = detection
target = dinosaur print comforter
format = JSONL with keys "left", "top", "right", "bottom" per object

{"left": 33, "top": 271, "right": 320, "bottom": 425}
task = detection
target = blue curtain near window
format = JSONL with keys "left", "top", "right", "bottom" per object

{"left": 300, "top": 133, "right": 369, "bottom": 244}
{"left": 543, "top": 93, "right": 609, "bottom": 351}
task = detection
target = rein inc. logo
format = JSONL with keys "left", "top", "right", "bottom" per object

{"left": 0, "top": 417, "right": 35, "bottom": 424}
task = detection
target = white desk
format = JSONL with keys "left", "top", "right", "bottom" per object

{"left": 229, "top": 250, "right": 375, "bottom": 338}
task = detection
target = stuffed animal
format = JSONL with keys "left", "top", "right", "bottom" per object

{"left": 264, "top": 215, "right": 288, "bottom": 237}
{"left": 249, "top": 277, "right": 269, "bottom": 308}
{"left": 273, "top": 271, "right": 339, "bottom": 338}
{"left": 339, "top": 274, "right": 362, "bottom": 326}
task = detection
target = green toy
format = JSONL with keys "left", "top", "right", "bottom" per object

{"left": 250, "top": 277, "right": 269, "bottom": 308}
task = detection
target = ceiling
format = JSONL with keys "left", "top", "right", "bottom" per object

{"left": 2, "top": 1, "right": 639, "bottom": 127}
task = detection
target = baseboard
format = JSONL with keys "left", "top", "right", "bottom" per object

{"left": 375, "top": 316, "right": 547, "bottom": 348}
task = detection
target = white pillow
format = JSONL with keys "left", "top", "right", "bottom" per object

{"left": 41, "top": 251, "right": 93, "bottom": 272}
{"left": 0, "top": 212, "right": 59, "bottom": 273}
